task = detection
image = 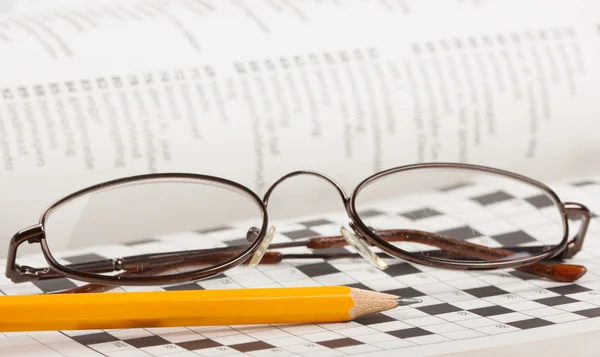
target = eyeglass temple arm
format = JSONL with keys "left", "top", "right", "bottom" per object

{"left": 303, "top": 228, "right": 586, "bottom": 282}
{"left": 19, "top": 222, "right": 586, "bottom": 283}
{"left": 58, "top": 226, "right": 584, "bottom": 294}
{"left": 55, "top": 216, "right": 591, "bottom": 294}
{"left": 50, "top": 225, "right": 585, "bottom": 289}
{"left": 19, "top": 227, "right": 511, "bottom": 280}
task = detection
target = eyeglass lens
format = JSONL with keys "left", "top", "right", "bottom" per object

{"left": 353, "top": 167, "right": 565, "bottom": 263}
{"left": 42, "top": 177, "right": 265, "bottom": 278}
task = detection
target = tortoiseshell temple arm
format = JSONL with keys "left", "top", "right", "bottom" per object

{"left": 301, "top": 228, "right": 587, "bottom": 282}
{"left": 20, "top": 230, "right": 580, "bottom": 283}
{"left": 59, "top": 227, "right": 588, "bottom": 294}
{"left": 53, "top": 229, "right": 586, "bottom": 295}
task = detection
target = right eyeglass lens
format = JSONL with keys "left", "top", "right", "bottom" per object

{"left": 353, "top": 166, "right": 565, "bottom": 263}
{"left": 42, "top": 176, "right": 265, "bottom": 278}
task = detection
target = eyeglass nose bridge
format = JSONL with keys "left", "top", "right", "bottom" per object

{"left": 262, "top": 170, "right": 350, "bottom": 208}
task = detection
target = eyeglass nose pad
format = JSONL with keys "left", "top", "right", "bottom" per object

{"left": 246, "top": 227, "right": 261, "bottom": 243}
{"left": 248, "top": 226, "right": 276, "bottom": 266}
{"left": 340, "top": 226, "right": 388, "bottom": 270}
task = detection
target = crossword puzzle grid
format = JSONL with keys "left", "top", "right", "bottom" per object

{"left": 1, "top": 177, "right": 600, "bottom": 357}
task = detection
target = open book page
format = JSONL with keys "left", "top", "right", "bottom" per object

{"left": 1, "top": 0, "right": 599, "bottom": 254}
{"left": 0, "top": 0, "right": 99, "bottom": 14}
{"left": 1, "top": 173, "right": 599, "bottom": 356}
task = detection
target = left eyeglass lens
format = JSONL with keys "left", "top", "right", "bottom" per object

{"left": 42, "top": 177, "right": 265, "bottom": 277}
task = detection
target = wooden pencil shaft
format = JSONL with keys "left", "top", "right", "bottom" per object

{"left": 0, "top": 286, "right": 398, "bottom": 332}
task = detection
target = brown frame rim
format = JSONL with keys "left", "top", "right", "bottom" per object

{"left": 348, "top": 162, "right": 570, "bottom": 270}
{"left": 35, "top": 172, "right": 269, "bottom": 286}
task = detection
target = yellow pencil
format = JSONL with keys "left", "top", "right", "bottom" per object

{"left": 0, "top": 286, "right": 420, "bottom": 332}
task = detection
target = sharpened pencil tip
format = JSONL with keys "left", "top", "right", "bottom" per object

{"left": 395, "top": 297, "right": 422, "bottom": 306}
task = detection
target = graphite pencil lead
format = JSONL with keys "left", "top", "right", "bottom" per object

{"left": 395, "top": 297, "right": 422, "bottom": 306}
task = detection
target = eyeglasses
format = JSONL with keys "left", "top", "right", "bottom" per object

{"left": 5, "top": 163, "right": 592, "bottom": 293}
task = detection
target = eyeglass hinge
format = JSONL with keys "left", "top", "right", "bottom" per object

{"left": 560, "top": 240, "right": 580, "bottom": 260}
{"left": 27, "top": 237, "right": 42, "bottom": 244}
{"left": 12, "top": 264, "right": 49, "bottom": 282}
{"left": 559, "top": 202, "right": 591, "bottom": 260}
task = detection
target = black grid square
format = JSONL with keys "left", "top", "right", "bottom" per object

{"left": 32, "top": 278, "right": 77, "bottom": 293}
{"left": 299, "top": 219, "right": 335, "bottom": 227}
{"left": 471, "top": 191, "right": 513, "bottom": 205}
{"left": 197, "top": 226, "right": 231, "bottom": 234}
{"left": 358, "top": 209, "right": 385, "bottom": 217}
{"left": 230, "top": 341, "right": 274, "bottom": 352}
{"left": 436, "top": 226, "right": 482, "bottom": 240}
{"left": 164, "top": 282, "right": 204, "bottom": 291}
{"left": 439, "top": 182, "right": 471, "bottom": 191}
{"left": 535, "top": 296, "right": 579, "bottom": 306}
{"left": 354, "top": 313, "right": 397, "bottom": 325}
{"left": 469, "top": 305, "right": 514, "bottom": 317}
{"left": 574, "top": 308, "right": 600, "bottom": 318}
{"left": 346, "top": 283, "right": 373, "bottom": 291}
{"left": 125, "top": 336, "right": 171, "bottom": 348}
{"left": 296, "top": 262, "right": 340, "bottom": 277}
{"left": 508, "top": 318, "right": 554, "bottom": 329}
{"left": 525, "top": 194, "right": 555, "bottom": 208}
{"left": 547, "top": 284, "right": 592, "bottom": 295}
{"left": 223, "top": 238, "right": 249, "bottom": 247}
{"left": 318, "top": 338, "right": 362, "bottom": 349}
{"left": 384, "top": 263, "right": 421, "bottom": 276}
{"left": 464, "top": 286, "right": 509, "bottom": 298}
{"left": 401, "top": 208, "right": 442, "bottom": 220}
{"left": 383, "top": 287, "right": 425, "bottom": 298}
{"left": 63, "top": 253, "right": 107, "bottom": 264}
{"left": 177, "top": 339, "right": 222, "bottom": 350}
{"left": 491, "top": 231, "right": 536, "bottom": 245}
{"left": 509, "top": 270, "right": 538, "bottom": 280}
{"left": 281, "top": 228, "right": 320, "bottom": 240}
{"left": 417, "top": 303, "right": 462, "bottom": 315}
{"left": 387, "top": 327, "right": 432, "bottom": 339}
{"left": 72, "top": 332, "right": 118, "bottom": 346}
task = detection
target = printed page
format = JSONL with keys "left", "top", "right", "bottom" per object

{"left": 0, "top": 0, "right": 95, "bottom": 14}
{"left": 0, "top": 0, "right": 599, "bottom": 254}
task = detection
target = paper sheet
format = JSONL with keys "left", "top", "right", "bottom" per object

{"left": 2, "top": 0, "right": 600, "bottom": 257}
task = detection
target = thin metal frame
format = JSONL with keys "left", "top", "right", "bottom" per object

{"left": 6, "top": 173, "right": 270, "bottom": 286}
{"left": 350, "top": 163, "right": 570, "bottom": 270}
{"left": 5, "top": 163, "right": 592, "bottom": 287}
